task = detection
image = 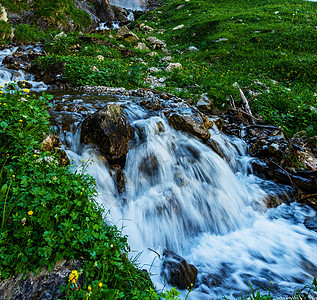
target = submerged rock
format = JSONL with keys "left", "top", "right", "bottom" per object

{"left": 81, "top": 104, "right": 134, "bottom": 165}
{"left": 162, "top": 249, "right": 198, "bottom": 290}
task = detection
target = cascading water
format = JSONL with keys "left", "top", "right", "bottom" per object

{"left": 59, "top": 95, "right": 317, "bottom": 299}
{"left": 110, "top": 0, "right": 146, "bottom": 10}
{"left": 0, "top": 47, "right": 47, "bottom": 91}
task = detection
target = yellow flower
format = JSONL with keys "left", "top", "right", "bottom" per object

{"left": 0, "top": 91, "right": 3, "bottom": 94}
{"left": 68, "top": 270, "right": 79, "bottom": 283}
{"left": 88, "top": 286, "right": 92, "bottom": 291}
{"left": 271, "top": 281, "right": 273, "bottom": 284}
{"left": 19, "top": 119, "right": 23, "bottom": 122}
{"left": 28, "top": 211, "right": 33, "bottom": 216}
{"left": 0, "top": 85, "right": 4, "bottom": 88}
{"left": 98, "top": 282, "right": 103, "bottom": 288}
{"left": 12, "top": 175, "right": 15, "bottom": 178}
{"left": 23, "top": 88, "right": 30, "bottom": 93}
{"left": 3, "top": 103, "right": 6, "bottom": 105}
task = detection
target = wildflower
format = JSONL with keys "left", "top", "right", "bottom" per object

{"left": 33, "top": 154, "right": 37, "bottom": 157}
{"left": 98, "top": 282, "right": 103, "bottom": 288}
{"left": 0, "top": 85, "right": 3, "bottom": 88}
{"left": 271, "top": 281, "right": 273, "bottom": 284}
{"left": 0, "top": 91, "right": 3, "bottom": 94}
{"left": 88, "top": 286, "right": 92, "bottom": 291}
{"left": 21, "top": 218, "right": 26, "bottom": 225}
{"left": 3, "top": 103, "right": 6, "bottom": 105}
{"left": 69, "top": 270, "right": 79, "bottom": 284}
{"left": 12, "top": 175, "right": 15, "bottom": 178}
{"left": 19, "top": 119, "right": 23, "bottom": 122}
{"left": 28, "top": 211, "right": 33, "bottom": 216}
{"left": 23, "top": 88, "right": 30, "bottom": 93}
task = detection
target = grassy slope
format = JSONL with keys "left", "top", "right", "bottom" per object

{"left": 139, "top": 0, "right": 317, "bottom": 136}
{"left": 30, "top": 0, "right": 317, "bottom": 138}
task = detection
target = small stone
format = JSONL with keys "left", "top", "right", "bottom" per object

{"left": 148, "top": 67, "right": 160, "bottom": 73}
{"left": 176, "top": 4, "right": 185, "bottom": 10}
{"left": 172, "top": 24, "right": 185, "bottom": 31}
{"left": 146, "top": 36, "right": 166, "bottom": 49}
{"left": 116, "top": 26, "right": 139, "bottom": 42}
{"left": 135, "top": 42, "right": 150, "bottom": 51}
{"left": 188, "top": 46, "right": 199, "bottom": 52}
{"left": 54, "top": 32, "right": 66, "bottom": 39}
{"left": 165, "top": 63, "right": 182, "bottom": 72}
{"left": 162, "top": 56, "right": 173, "bottom": 62}
{"left": 147, "top": 51, "right": 158, "bottom": 57}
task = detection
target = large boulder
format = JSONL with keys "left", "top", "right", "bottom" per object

{"left": 161, "top": 249, "right": 198, "bottom": 290}
{"left": 116, "top": 25, "right": 139, "bottom": 42}
{"left": 81, "top": 104, "right": 134, "bottom": 165}
{"left": 166, "top": 110, "right": 213, "bottom": 141}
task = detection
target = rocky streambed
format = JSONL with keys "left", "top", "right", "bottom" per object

{"left": 1, "top": 42, "right": 317, "bottom": 298}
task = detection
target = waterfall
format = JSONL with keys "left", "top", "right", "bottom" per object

{"left": 0, "top": 47, "right": 47, "bottom": 91}
{"left": 63, "top": 98, "right": 317, "bottom": 299}
{"left": 110, "top": 0, "right": 146, "bottom": 10}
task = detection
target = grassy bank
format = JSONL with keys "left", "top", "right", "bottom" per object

{"left": 0, "top": 84, "right": 182, "bottom": 299}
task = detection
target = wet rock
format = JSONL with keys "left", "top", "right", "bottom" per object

{"left": 161, "top": 249, "right": 198, "bottom": 290}
{"left": 165, "top": 63, "right": 182, "bottom": 72}
{"left": 166, "top": 111, "right": 213, "bottom": 141}
{"left": 140, "top": 97, "right": 162, "bottom": 110}
{"left": 146, "top": 36, "right": 166, "bottom": 49}
{"left": 110, "top": 164, "right": 127, "bottom": 194}
{"left": 116, "top": 25, "right": 139, "bottom": 42}
{"left": 81, "top": 104, "right": 134, "bottom": 165}
{"left": 17, "top": 81, "right": 33, "bottom": 89}
{"left": 0, "top": 259, "right": 82, "bottom": 300}
{"left": 252, "top": 159, "right": 317, "bottom": 205}
{"left": 304, "top": 216, "right": 317, "bottom": 232}
{"left": 196, "top": 94, "right": 212, "bottom": 113}
{"left": 206, "top": 139, "right": 225, "bottom": 159}
{"left": 112, "top": 5, "right": 131, "bottom": 26}
{"left": 36, "top": 61, "right": 66, "bottom": 85}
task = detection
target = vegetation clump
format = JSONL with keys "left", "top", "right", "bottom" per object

{"left": 0, "top": 84, "right": 180, "bottom": 299}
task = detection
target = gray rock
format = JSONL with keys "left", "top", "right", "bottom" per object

{"left": 116, "top": 26, "right": 139, "bottom": 42}
{"left": 81, "top": 104, "right": 134, "bottom": 165}
{"left": 148, "top": 67, "right": 160, "bottom": 73}
{"left": 135, "top": 42, "right": 150, "bottom": 51}
{"left": 162, "top": 56, "right": 173, "bottom": 62}
{"left": 165, "top": 63, "right": 182, "bottom": 72}
{"left": 146, "top": 36, "right": 166, "bottom": 49}
{"left": 162, "top": 249, "right": 198, "bottom": 290}
{"left": 188, "top": 46, "right": 199, "bottom": 52}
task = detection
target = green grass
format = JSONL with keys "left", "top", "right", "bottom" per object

{"left": 0, "top": 0, "right": 91, "bottom": 31}
{"left": 29, "top": 0, "right": 317, "bottom": 137}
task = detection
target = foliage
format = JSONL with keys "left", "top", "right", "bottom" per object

{"left": 0, "top": 84, "right": 180, "bottom": 299}
{"left": 0, "top": 0, "right": 91, "bottom": 31}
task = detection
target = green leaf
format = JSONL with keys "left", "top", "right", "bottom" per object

{"left": 0, "top": 184, "right": 8, "bottom": 203}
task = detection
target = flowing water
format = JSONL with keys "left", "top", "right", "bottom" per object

{"left": 0, "top": 46, "right": 47, "bottom": 91}
{"left": 110, "top": 0, "right": 146, "bottom": 10}
{"left": 50, "top": 92, "right": 317, "bottom": 299}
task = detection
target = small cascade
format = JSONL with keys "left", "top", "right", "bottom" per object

{"left": 110, "top": 0, "right": 146, "bottom": 10}
{"left": 59, "top": 95, "right": 317, "bottom": 299}
{"left": 0, "top": 47, "right": 47, "bottom": 91}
